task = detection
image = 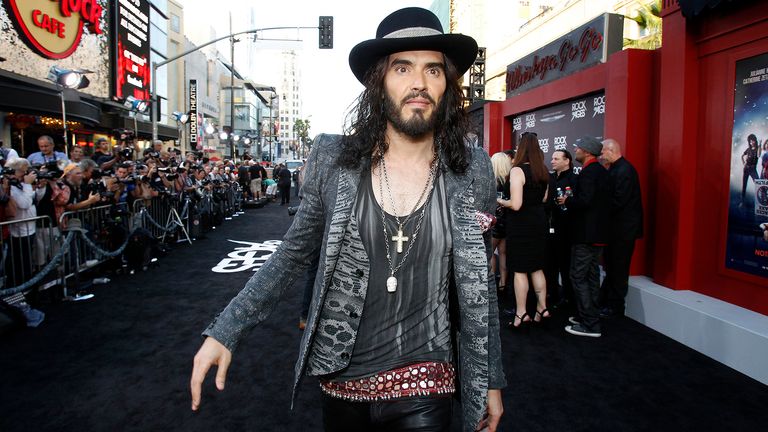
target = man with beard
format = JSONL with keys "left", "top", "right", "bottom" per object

{"left": 548, "top": 149, "right": 576, "bottom": 308}
{"left": 53, "top": 164, "right": 101, "bottom": 227}
{"left": 190, "top": 7, "right": 504, "bottom": 432}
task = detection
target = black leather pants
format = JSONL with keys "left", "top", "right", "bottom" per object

{"left": 321, "top": 394, "right": 453, "bottom": 432}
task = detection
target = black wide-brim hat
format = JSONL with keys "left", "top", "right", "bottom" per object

{"left": 349, "top": 7, "right": 478, "bottom": 84}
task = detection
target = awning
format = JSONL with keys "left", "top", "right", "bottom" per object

{"left": 0, "top": 73, "right": 101, "bottom": 125}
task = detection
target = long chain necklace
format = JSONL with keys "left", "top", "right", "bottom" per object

{"left": 378, "top": 152, "right": 438, "bottom": 293}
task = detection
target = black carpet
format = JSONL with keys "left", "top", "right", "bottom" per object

{"left": 1, "top": 203, "right": 766, "bottom": 431}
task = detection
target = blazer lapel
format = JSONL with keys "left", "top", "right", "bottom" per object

{"left": 320, "top": 166, "right": 363, "bottom": 292}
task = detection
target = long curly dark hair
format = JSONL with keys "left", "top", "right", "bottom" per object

{"left": 336, "top": 54, "right": 471, "bottom": 173}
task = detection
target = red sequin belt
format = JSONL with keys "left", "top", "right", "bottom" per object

{"left": 320, "top": 361, "right": 455, "bottom": 402}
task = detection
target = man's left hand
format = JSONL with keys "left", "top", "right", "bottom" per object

{"left": 477, "top": 389, "right": 503, "bottom": 431}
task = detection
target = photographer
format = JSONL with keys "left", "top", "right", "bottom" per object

{"left": 53, "top": 164, "right": 101, "bottom": 228}
{"left": 4, "top": 158, "right": 37, "bottom": 287}
{"left": 27, "top": 135, "right": 68, "bottom": 166}
{"left": 0, "top": 142, "right": 20, "bottom": 166}
{"left": 33, "top": 161, "right": 64, "bottom": 267}
{"left": 113, "top": 163, "right": 136, "bottom": 204}
{"left": 133, "top": 163, "right": 160, "bottom": 204}
{"left": 98, "top": 131, "right": 136, "bottom": 172}
{"left": 92, "top": 138, "right": 114, "bottom": 168}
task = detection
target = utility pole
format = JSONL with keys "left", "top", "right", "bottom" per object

{"left": 230, "top": 13, "right": 237, "bottom": 163}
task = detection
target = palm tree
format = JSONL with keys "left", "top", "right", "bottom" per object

{"left": 623, "top": 0, "right": 662, "bottom": 50}
{"left": 293, "top": 118, "right": 311, "bottom": 158}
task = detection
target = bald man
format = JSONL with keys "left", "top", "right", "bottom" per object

{"left": 599, "top": 139, "right": 643, "bottom": 318}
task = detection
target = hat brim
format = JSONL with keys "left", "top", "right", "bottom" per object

{"left": 349, "top": 34, "right": 478, "bottom": 84}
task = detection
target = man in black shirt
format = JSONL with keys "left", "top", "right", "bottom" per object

{"left": 558, "top": 136, "right": 611, "bottom": 337}
{"left": 599, "top": 139, "right": 643, "bottom": 318}
{"left": 548, "top": 149, "right": 576, "bottom": 307}
{"left": 190, "top": 8, "right": 504, "bottom": 431}
{"left": 248, "top": 161, "right": 263, "bottom": 200}
{"left": 92, "top": 138, "right": 114, "bottom": 169}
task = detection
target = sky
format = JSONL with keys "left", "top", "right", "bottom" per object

{"left": 181, "top": 0, "right": 434, "bottom": 136}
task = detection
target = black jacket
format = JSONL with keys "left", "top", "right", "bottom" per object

{"left": 565, "top": 160, "right": 610, "bottom": 244}
{"left": 277, "top": 167, "right": 292, "bottom": 186}
{"left": 607, "top": 157, "right": 643, "bottom": 240}
{"left": 549, "top": 168, "right": 577, "bottom": 236}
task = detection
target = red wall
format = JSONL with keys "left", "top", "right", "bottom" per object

{"left": 484, "top": 49, "right": 656, "bottom": 276}
{"left": 657, "top": 2, "right": 768, "bottom": 314}
{"left": 485, "top": 1, "right": 768, "bottom": 316}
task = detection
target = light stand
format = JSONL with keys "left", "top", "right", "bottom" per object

{"left": 46, "top": 66, "right": 91, "bottom": 153}
{"left": 125, "top": 96, "right": 149, "bottom": 140}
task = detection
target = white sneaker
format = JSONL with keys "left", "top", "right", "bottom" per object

{"left": 565, "top": 324, "right": 601, "bottom": 338}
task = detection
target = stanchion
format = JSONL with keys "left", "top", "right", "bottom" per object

{"left": 62, "top": 219, "right": 94, "bottom": 302}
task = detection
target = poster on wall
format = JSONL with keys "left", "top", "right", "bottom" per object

{"left": 724, "top": 52, "right": 768, "bottom": 279}
{"left": 510, "top": 92, "right": 605, "bottom": 173}
{"left": 112, "top": 0, "right": 150, "bottom": 101}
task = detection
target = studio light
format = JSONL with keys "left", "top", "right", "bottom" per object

{"left": 125, "top": 96, "right": 149, "bottom": 113}
{"left": 205, "top": 124, "right": 215, "bottom": 135}
{"left": 172, "top": 111, "right": 190, "bottom": 124}
{"left": 47, "top": 66, "right": 92, "bottom": 89}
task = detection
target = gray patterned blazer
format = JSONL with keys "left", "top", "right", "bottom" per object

{"left": 204, "top": 134, "right": 506, "bottom": 431}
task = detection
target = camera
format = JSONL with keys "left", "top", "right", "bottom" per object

{"left": 114, "top": 128, "right": 135, "bottom": 142}
{"left": 119, "top": 147, "right": 134, "bottom": 159}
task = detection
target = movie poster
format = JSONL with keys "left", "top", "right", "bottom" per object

{"left": 725, "top": 52, "right": 768, "bottom": 278}
{"left": 510, "top": 92, "right": 605, "bottom": 173}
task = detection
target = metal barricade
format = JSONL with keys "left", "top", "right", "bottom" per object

{"left": 0, "top": 215, "right": 56, "bottom": 299}
{"left": 133, "top": 194, "right": 190, "bottom": 241}
{"left": 57, "top": 203, "right": 130, "bottom": 285}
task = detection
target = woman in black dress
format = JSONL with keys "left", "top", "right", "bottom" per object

{"left": 497, "top": 132, "right": 551, "bottom": 327}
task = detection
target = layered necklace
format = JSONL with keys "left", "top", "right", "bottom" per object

{"left": 377, "top": 151, "right": 439, "bottom": 293}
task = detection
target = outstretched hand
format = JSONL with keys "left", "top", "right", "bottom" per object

{"left": 190, "top": 337, "right": 232, "bottom": 411}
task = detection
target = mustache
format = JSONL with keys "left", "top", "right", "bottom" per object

{"left": 401, "top": 91, "right": 436, "bottom": 106}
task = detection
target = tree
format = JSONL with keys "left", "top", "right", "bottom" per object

{"left": 623, "top": 0, "right": 662, "bottom": 50}
{"left": 293, "top": 118, "right": 311, "bottom": 158}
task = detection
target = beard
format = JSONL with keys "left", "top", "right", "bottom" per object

{"left": 384, "top": 91, "right": 441, "bottom": 138}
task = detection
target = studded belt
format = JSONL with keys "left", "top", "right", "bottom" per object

{"left": 320, "top": 361, "right": 455, "bottom": 402}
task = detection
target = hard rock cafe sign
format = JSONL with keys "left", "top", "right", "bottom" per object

{"left": 4, "top": 0, "right": 103, "bottom": 59}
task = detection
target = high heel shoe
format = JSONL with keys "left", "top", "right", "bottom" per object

{"left": 533, "top": 308, "right": 551, "bottom": 323}
{"left": 508, "top": 312, "right": 531, "bottom": 328}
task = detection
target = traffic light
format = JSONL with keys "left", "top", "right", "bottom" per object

{"left": 319, "top": 16, "right": 333, "bottom": 49}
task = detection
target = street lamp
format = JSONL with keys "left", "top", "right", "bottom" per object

{"left": 46, "top": 66, "right": 91, "bottom": 152}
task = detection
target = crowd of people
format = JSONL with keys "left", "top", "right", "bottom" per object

{"left": 492, "top": 134, "right": 643, "bottom": 338}
{"left": 0, "top": 131, "right": 299, "bottom": 296}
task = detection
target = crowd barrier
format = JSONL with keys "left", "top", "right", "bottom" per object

{"left": 0, "top": 184, "right": 245, "bottom": 304}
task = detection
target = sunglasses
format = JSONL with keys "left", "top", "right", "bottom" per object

{"left": 521, "top": 132, "right": 538, "bottom": 138}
